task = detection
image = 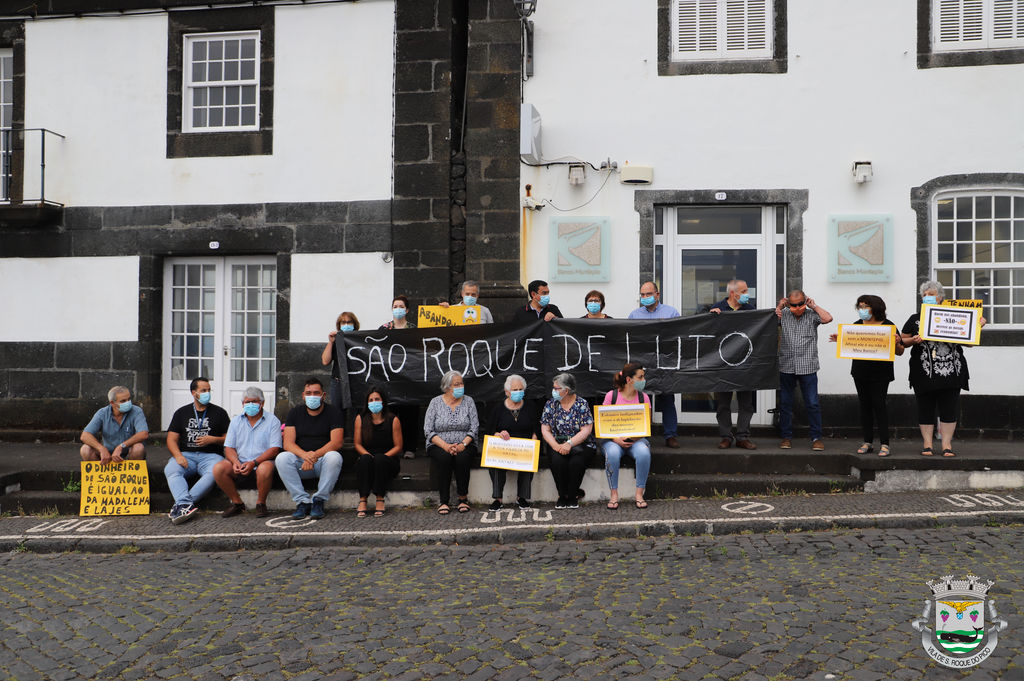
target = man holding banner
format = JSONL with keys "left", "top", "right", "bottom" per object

{"left": 627, "top": 281, "right": 681, "bottom": 449}
{"left": 709, "top": 280, "right": 758, "bottom": 449}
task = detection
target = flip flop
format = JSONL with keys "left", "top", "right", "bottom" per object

{"left": 942, "top": 448, "right": 956, "bottom": 457}
{"left": 921, "top": 447, "right": 933, "bottom": 456}
{"left": 606, "top": 501, "right": 619, "bottom": 511}
{"left": 635, "top": 500, "right": 648, "bottom": 509}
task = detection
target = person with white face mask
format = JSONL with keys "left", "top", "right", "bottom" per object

{"left": 485, "top": 374, "right": 539, "bottom": 511}
{"left": 80, "top": 385, "right": 149, "bottom": 464}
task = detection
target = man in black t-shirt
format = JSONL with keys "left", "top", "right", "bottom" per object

{"left": 164, "top": 377, "right": 231, "bottom": 525}
{"left": 275, "top": 377, "right": 345, "bottom": 520}
{"left": 512, "top": 279, "right": 564, "bottom": 324}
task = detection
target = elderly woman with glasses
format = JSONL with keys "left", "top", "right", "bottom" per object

{"left": 540, "top": 373, "right": 596, "bottom": 509}
{"left": 900, "top": 280, "right": 985, "bottom": 458}
{"left": 423, "top": 370, "right": 479, "bottom": 514}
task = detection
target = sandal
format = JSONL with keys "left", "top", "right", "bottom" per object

{"left": 921, "top": 447, "right": 934, "bottom": 456}
{"left": 878, "top": 445, "right": 890, "bottom": 457}
{"left": 606, "top": 501, "right": 619, "bottom": 511}
{"left": 356, "top": 501, "right": 368, "bottom": 518}
{"left": 856, "top": 443, "right": 873, "bottom": 454}
{"left": 635, "top": 499, "right": 648, "bottom": 509}
{"left": 942, "top": 448, "right": 956, "bottom": 457}
{"left": 437, "top": 504, "right": 450, "bottom": 515}
{"left": 374, "top": 499, "right": 386, "bottom": 517}
{"left": 457, "top": 501, "right": 471, "bottom": 513}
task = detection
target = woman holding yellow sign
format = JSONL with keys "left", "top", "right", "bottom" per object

{"left": 541, "top": 373, "right": 596, "bottom": 510}
{"left": 485, "top": 374, "right": 539, "bottom": 511}
{"left": 600, "top": 363, "right": 652, "bottom": 510}
{"left": 901, "top": 281, "right": 985, "bottom": 458}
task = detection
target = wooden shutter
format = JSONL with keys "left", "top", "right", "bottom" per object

{"left": 674, "top": 0, "right": 719, "bottom": 56}
{"left": 672, "top": 0, "right": 772, "bottom": 60}
{"left": 935, "top": 0, "right": 986, "bottom": 49}
{"left": 724, "top": 0, "right": 770, "bottom": 54}
{"left": 992, "top": 0, "right": 1024, "bottom": 45}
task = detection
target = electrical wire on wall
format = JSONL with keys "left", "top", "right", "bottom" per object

{"left": 520, "top": 155, "right": 618, "bottom": 212}
{"left": 542, "top": 169, "right": 613, "bottom": 212}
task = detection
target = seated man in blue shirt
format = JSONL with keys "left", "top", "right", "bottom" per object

{"left": 79, "top": 385, "right": 149, "bottom": 464}
{"left": 709, "top": 279, "right": 757, "bottom": 449}
{"left": 213, "top": 387, "right": 283, "bottom": 518}
{"left": 627, "top": 281, "right": 681, "bottom": 448}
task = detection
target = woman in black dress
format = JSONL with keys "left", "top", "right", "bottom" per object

{"left": 486, "top": 374, "right": 540, "bottom": 511}
{"left": 352, "top": 385, "right": 403, "bottom": 517}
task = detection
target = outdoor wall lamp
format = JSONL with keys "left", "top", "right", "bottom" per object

{"left": 514, "top": 0, "right": 536, "bottom": 78}
{"left": 852, "top": 161, "right": 873, "bottom": 184}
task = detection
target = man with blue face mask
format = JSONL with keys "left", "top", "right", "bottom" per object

{"left": 513, "top": 279, "right": 564, "bottom": 323}
{"left": 80, "top": 385, "right": 149, "bottom": 464}
{"left": 774, "top": 290, "right": 833, "bottom": 452}
{"left": 275, "top": 377, "right": 345, "bottom": 519}
{"left": 438, "top": 281, "right": 495, "bottom": 324}
{"left": 164, "top": 377, "right": 231, "bottom": 525}
{"left": 213, "top": 387, "right": 282, "bottom": 518}
{"left": 627, "top": 281, "right": 682, "bottom": 448}
{"left": 709, "top": 279, "right": 759, "bottom": 449}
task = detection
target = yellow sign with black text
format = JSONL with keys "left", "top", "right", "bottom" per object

{"left": 80, "top": 460, "right": 151, "bottom": 516}
{"left": 481, "top": 435, "right": 540, "bottom": 472}
{"left": 594, "top": 404, "right": 652, "bottom": 439}
{"left": 835, "top": 324, "right": 896, "bottom": 362}
{"left": 920, "top": 303, "right": 982, "bottom": 345}
{"left": 417, "top": 305, "right": 483, "bottom": 327}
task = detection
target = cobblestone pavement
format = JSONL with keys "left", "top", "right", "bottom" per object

{"left": 3, "top": 526, "right": 1024, "bottom": 681}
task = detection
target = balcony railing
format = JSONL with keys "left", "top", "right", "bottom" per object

{"left": 0, "top": 127, "right": 66, "bottom": 207}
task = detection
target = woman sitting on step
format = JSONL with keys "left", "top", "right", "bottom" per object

{"left": 600, "top": 363, "right": 652, "bottom": 510}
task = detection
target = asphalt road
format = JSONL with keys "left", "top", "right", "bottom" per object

{"left": 3, "top": 526, "right": 1024, "bottom": 681}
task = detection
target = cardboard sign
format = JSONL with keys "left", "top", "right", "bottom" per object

{"left": 480, "top": 435, "right": 540, "bottom": 472}
{"left": 80, "top": 460, "right": 151, "bottom": 516}
{"left": 836, "top": 324, "right": 896, "bottom": 362}
{"left": 594, "top": 404, "right": 652, "bottom": 439}
{"left": 920, "top": 304, "right": 981, "bottom": 345}
{"left": 417, "top": 304, "right": 482, "bottom": 327}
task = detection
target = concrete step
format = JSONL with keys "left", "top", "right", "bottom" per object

{"left": 648, "top": 473, "right": 862, "bottom": 497}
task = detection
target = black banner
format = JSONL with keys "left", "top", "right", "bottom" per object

{"left": 340, "top": 310, "right": 779, "bottom": 405}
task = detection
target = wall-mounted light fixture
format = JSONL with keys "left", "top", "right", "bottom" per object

{"left": 852, "top": 161, "right": 873, "bottom": 184}
{"left": 567, "top": 163, "right": 586, "bottom": 186}
{"left": 514, "top": 0, "right": 536, "bottom": 79}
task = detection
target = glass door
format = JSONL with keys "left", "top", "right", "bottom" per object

{"left": 161, "top": 257, "right": 277, "bottom": 427}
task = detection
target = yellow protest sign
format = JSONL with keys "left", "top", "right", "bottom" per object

{"left": 417, "top": 304, "right": 482, "bottom": 327}
{"left": 836, "top": 324, "right": 895, "bottom": 362}
{"left": 941, "top": 299, "right": 983, "bottom": 310}
{"left": 80, "top": 460, "right": 151, "bottom": 516}
{"left": 594, "top": 404, "right": 652, "bottom": 439}
{"left": 481, "top": 435, "right": 540, "bottom": 472}
{"left": 920, "top": 303, "right": 981, "bottom": 345}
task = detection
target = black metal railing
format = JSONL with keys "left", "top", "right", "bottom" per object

{"left": 0, "top": 127, "right": 66, "bottom": 206}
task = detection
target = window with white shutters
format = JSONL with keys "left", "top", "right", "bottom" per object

{"left": 934, "top": 0, "right": 1024, "bottom": 51}
{"left": 672, "top": 0, "right": 773, "bottom": 61}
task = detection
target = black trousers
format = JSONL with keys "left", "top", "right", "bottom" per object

{"left": 355, "top": 452, "right": 401, "bottom": 498}
{"left": 548, "top": 444, "right": 595, "bottom": 499}
{"left": 915, "top": 387, "right": 961, "bottom": 424}
{"left": 854, "top": 378, "right": 891, "bottom": 446}
{"left": 489, "top": 469, "right": 533, "bottom": 500}
{"left": 428, "top": 443, "right": 477, "bottom": 505}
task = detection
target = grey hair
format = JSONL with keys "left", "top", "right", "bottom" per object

{"left": 107, "top": 385, "right": 130, "bottom": 402}
{"left": 440, "top": 370, "right": 463, "bottom": 392}
{"left": 727, "top": 279, "right": 746, "bottom": 293}
{"left": 503, "top": 374, "right": 526, "bottom": 391}
{"left": 552, "top": 373, "right": 576, "bottom": 394}
{"left": 243, "top": 386, "right": 265, "bottom": 402}
{"left": 460, "top": 280, "right": 479, "bottom": 293}
{"left": 919, "top": 280, "right": 944, "bottom": 299}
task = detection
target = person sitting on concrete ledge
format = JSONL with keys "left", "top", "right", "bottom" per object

{"left": 80, "top": 385, "right": 149, "bottom": 464}
{"left": 276, "top": 377, "right": 344, "bottom": 520}
{"left": 164, "top": 377, "right": 230, "bottom": 525}
{"left": 214, "top": 387, "right": 282, "bottom": 518}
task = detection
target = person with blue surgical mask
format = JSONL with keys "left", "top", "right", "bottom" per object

{"left": 213, "top": 387, "right": 282, "bottom": 518}
{"left": 378, "top": 295, "right": 420, "bottom": 459}
{"left": 485, "top": 374, "right": 540, "bottom": 511}
{"left": 80, "top": 385, "right": 150, "bottom": 465}
{"left": 352, "top": 385, "right": 403, "bottom": 517}
{"left": 437, "top": 281, "right": 495, "bottom": 324}
{"left": 627, "top": 281, "right": 681, "bottom": 448}
{"left": 321, "top": 311, "right": 360, "bottom": 418}
{"left": 709, "top": 279, "right": 758, "bottom": 450}
{"left": 423, "top": 370, "right": 479, "bottom": 515}
{"left": 513, "top": 279, "right": 564, "bottom": 324}
{"left": 380, "top": 295, "right": 416, "bottom": 330}
{"left": 581, "top": 289, "right": 612, "bottom": 319}
{"left": 541, "top": 373, "right": 595, "bottom": 509}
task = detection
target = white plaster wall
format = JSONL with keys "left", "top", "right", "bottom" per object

{"left": 0, "top": 257, "right": 139, "bottom": 341}
{"left": 289, "top": 253, "right": 395, "bottom": 343}
{"left": 23, "top": 0, "right": 394, "bottom": 207}
{"left": 521, "top": 0, "right": 1024, "bottom": 396}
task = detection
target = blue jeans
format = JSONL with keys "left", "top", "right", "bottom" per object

{"left": 275, "top": 450, "right": 343, "bottom": 504}
{"left": 603, "top": 438, "right": 652, "bottom": 490}
{"left": 655, "top": 394, "right": 678, "bottom": 439}
{"left": 164, "top": 451, "right": 224, "bottom": 505}
{"left": 779, "top": 372, "right": 822, "bottom": 441}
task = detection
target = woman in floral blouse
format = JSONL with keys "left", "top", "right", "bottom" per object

{"left": 540, "top": 373, "right": 595, "bottom": 509}
{"left": 423, "top": 370, "right": 479, "bottom": 514}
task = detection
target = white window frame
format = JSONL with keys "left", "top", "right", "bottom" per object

{"left": 932, "top": 188, "right": 1024, "bottom": 328}
{"left": 670, "top": 0, "right": 773, "bottom": 62}
{"left": 933, "top": 0, "right": 1024, "bottom": 52}
{"left": 0, "top": 48, "right": 13, "bottom": 201}
{"left": 182, "top": 31, "right": 261, "bottom": 133}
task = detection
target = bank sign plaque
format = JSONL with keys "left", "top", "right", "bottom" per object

{"left": 549, "top": 217, "right": 610, "bottom": 282}
{"left": 827, "top": 214, "right": 893, "bottom": 283}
